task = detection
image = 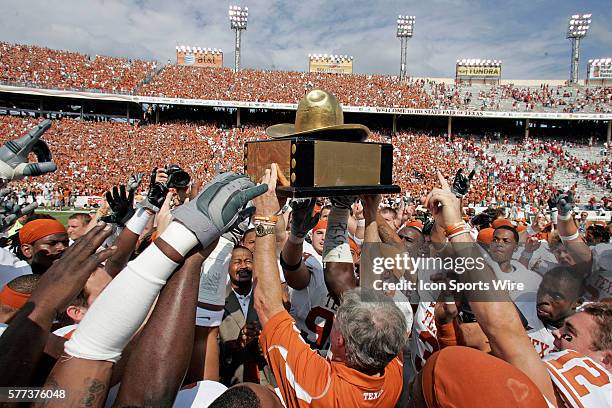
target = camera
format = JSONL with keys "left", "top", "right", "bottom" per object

{"left": 166, "top": 164, "right": 191, "bottom": 189}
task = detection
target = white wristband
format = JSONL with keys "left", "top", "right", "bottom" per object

{"left": 560, "top": 231, "right": 580, "bottom": 242}
{"left": 125, "top": 208, "right": 152, "bottom": 235}
{"left": 357, "top": 219, "right": 366, "bottom": 227}
{"left": 447, "top": 230, "right": 471, "bottom": 240}
{"left": 558, "top": 212, "right": 573, "bottom": 221}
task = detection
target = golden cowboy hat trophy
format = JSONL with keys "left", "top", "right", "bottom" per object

{"left": 244, "top": 89, "right": 399, "bottom": 197}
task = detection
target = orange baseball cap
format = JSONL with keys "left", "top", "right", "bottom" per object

{"left": 492, "top": 218, "right": 513, "bottom": 229}
{"left": 405, "top": 220, "right": 424, "bottom": 231}
{"left": 421, "top": 347, "right": 548, "bottom": 407}
{"left": 477, "top": 228, "right": 495, "bottom": 245}
{"left": 19, "top": 219, "right": 67, "bottom": 245}
{"left": 313, "top": 219, "right": 327, "bottom": 232}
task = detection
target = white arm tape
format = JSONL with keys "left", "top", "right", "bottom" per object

{"left": 560, "top": 231, "right": 580, "bottom": 242}
{"left": 323, "top": 207, "right": 352, "bottom": 263}
{"left": 558, "top": 212, "right": 574, "bottom": 221}
{"left": 125, "top": 208, "right": 152, "bottom": 235}
{"left": 64, "top": 243, "right": 178, "bottom": 362}
{"left": 159, "top": 221, "right": 199, "bottom": 257}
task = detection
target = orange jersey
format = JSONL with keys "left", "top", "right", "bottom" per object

{"left": 543, "top": 349, "right": 612, "bottom": 408}
{"left": 260, "top": 310, "right": 403, "bottom": 408}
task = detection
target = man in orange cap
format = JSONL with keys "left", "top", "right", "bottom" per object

{"left": 476, "top": 227, "right": 495, "bottom": 247}
{"left": 19, "top": 217, "right": 69, "bottom": 274}
{"left": 410, "top": 346, "right": 549, "bottom": 407}
{"left": 0, "top": 274, "right": 41, "bottom": 324}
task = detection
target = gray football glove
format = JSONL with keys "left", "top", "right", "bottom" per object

{"left": 172, "top": 172, "right": 266, "bottom": 248}
{"left": 0, "top": 120, "right": 56, "bottom": 183}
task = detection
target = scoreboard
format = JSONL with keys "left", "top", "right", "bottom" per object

{"left": 308, "top": 54, "right": 353, "bottom": 74}
{"left": 176, "top": 45, "right": 223, "bottom": 68}
{"left": 456, "top": 59, "right": 502, "bottom": 83}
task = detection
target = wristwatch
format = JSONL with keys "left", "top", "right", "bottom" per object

{"left": 255, "top": 223, "right": 276, "bottom": 237}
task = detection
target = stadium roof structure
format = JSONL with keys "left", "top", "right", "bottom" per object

{"left": 1, "top": 82, "right": 610, "bottom": 121}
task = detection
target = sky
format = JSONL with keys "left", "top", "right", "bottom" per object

{"left": 1, "top": 0, "right": 610, "bottom": 79}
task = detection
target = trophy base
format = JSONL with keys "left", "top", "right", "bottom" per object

{"left": 276, "top": 185, "right": 400, "bottom": 198}
{"left": 244, "top": 137, "right": 400, "bottom": 198}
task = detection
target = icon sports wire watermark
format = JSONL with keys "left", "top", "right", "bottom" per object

{"left": 359, "top": 242, "right": 546, "bottom": 302}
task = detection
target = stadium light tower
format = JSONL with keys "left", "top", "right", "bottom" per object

{"left": 229, "top": 5, "right": 248, "bottom": 72}
{"left": 396, "top": 15, "right": 415, "bottom": 82}
{"left": 566, "top": 13, "right": 591, "bottom": 84}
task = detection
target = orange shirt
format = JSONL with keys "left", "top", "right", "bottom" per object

{"left": 260, "top": 310, "right": 403, "bottom": 408}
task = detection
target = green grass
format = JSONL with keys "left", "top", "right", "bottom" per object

{"left": 37, "top": 210, "right": 79, "bottom": 226}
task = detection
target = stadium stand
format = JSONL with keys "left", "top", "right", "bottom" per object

{"left": 0, "top": 115, "right": 610, "bottom": 209}
{"left": 0, "top": 42, "right": 157, "bottom": 94}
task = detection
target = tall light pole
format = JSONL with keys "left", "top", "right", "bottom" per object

{"left": 229, "top": 5, "right": 248, "bottom": 72}
{"left": 396, "top": 15, "right": 415, "bottom": 82}
{"left": 566, "top": 13, "right": 591, "bottom": 84}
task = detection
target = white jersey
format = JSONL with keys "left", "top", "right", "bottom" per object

{"left": 409, "top": 302, "right": 438, "bottom": 377}
{"left": 491, "top": 258, "right": 542, "bottom": 303}
{"left": 585, "top": 244, "right": 612, "bottom": 302}
{"left": 288, "top": 252, "right": 337, "bottom": 350}
{"left": 0, "top": 247, "right": 31, "bottom": 289}
{"left": 515, "top": 302, "right": 555, "bottom": 358}
{"left": 52, "top": 324, "right": 79, "bottom": 339}
{"left": 173, "top": 381, "right": 228, "bottom": 408}
{"left": 198, "top": 237, "right": 233, "bottom": 306}
{"left": 543, "top": 349, "right": 612, "bottom": 408}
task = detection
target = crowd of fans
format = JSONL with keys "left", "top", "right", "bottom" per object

{"left": 2, "top": 42, "right": 610, "bottom": 114}
{"left": 140, "top": 66, "right": 436, "bottom": 108}
{"left": 428, "top": 82, "right": 612, "bottom": 113}
{"left": 0, "top": 42, "right": 156, "bottom": 93}
{"left": 0, "top": 109, "right": 610, "bottom": 407}
{"left": 1, "top": 115, "right": 611, "bottom": 213}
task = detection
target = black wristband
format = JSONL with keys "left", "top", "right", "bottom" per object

{"left": 280, "top": 252, "right": 302, "bottom": 271}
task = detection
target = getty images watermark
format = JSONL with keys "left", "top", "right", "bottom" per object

{"left": 359, "top": 243, "right": 540, "bottom": 302}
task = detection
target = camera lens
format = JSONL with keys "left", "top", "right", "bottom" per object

{"left": 167, "top": 170, "right": 190, "bottom": 188}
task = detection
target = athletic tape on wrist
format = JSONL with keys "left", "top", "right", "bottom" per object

{"left": 560, "top": 231, "right": 580, "bottom": 242}
{"left": 323, "top": 207, "right": 352, "bottom": 263}
{"left": 125, "top": 208, "right": 152, "bottom": 235}
{"left": 159, "top": 221, "right": 200, "bottom": 257}
{"left": 357, "top": 219, "right": 366, "bottom": 227}
{"left": 558, "top": 212, "right": 573, "bottom": 221}
{"left": 64, "top": 243, "right": 178, "bottom": 362}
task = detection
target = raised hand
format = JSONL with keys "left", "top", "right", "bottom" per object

{"left": 100, "top": 185, "right": 135, "bottom": 226}
{"left": 451, "top": 168, "right": 476, "bottom": 198}
{"left": 172, "top": 171, "right": 267, "bottom": 248}
{"left": 0, "top": 195, "right": 38, "bottom": 232}
{"left": 138, "top": 167, "right": 169, "bottom": 213}
{"left": 28, "top": 223, "right": 115, "bottom": 318}
{"left": 252, "top": 164, "right": 281, "bottom": 217}
{"left": 126, "top": 172, "right": 145, "bottom": 193}
{"left": 0, "top": 119, "right": 57, "bottom": 183}
{"left": 330, "top": 195, "right": 358, "bottom": 209}
{"left": 556, "top": 191, "right": 575, "bottom": 216}
{"left": 289, "top": 197, "right": 320, "bottom": 238}
{"left": 422, "top": 171, "right": 463, "bottom": 229}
